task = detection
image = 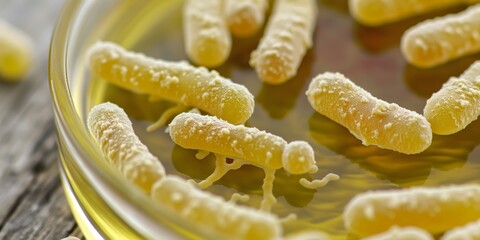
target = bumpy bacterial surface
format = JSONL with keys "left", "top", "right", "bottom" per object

{"left": 363, "top": 226, "right": 433, "bottom": 240}
{"left": 225, "top": 0, "right": 268, "bottom": 37}
{"left": 441, "top": 219, "right": 480, "bottom": 240}
{"left": 306, "top": 72, "right": 432, "bottom": 154}
{"left": 250, "top": 0, "right": 317, "bottom": 84}
{"left": 402, "top": 4, "right": 480, "bottom": 68}
{"left": 423, "top": 61, "right": 480, "bottom": 135}
{"left": 84, "top": 2, "right": 480, "bottom": 239}
{"left": 183, "top": 0, "right": 231, "bottom": 67}
{"left": 88, "top": 102, "right": 166, "bottom": 193}
{"left": 151, "top": 176, "right": 282, "bottom": 240}
{"left": 344, "top": 184, "right": 480, "bottom": 236}
{"left": 88, "top": 42, "right": 254, "bottom": 126}
{"left": 350, "top": 0, "right": 480, "bottom": 26}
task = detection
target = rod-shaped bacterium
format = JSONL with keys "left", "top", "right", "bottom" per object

{"left": 225, "top": 0, "right": 268, "bottom": 37}
{"left": 88, "top": 42, "right": 254, "bottom": 129}
{"left": 350, "top": 0, "right": 480, "bottom": 26}
{"left": 306, "top": 72, "right": 432, "bottom": 154}
{"left": 87, "top": 102, "right": 166, "bottom": 193}
{"left": 363, "top": 226, "right": 433, "bottom": 240}
{"left": 169, "top": 112, "right": 318, "bottom": 175}
{"left": 183, "top": 0, "right": 231, "bottom": 67}
{"left": 441, "top": 219, "right": 480, "bottom": 240}
{"left": 169, "top": 112, "right": 338, "bottom": 211}
{"left": 344, "top": 184, "right": 480, "bottom": 237}
{"left": 151, "top": 176, "right": 282, "bottom": 240}
{"left": 0, "top": 19, "right": 33, "bottom": 81}
{"left": 250, "top": 0, "right": 317, "bottom": 84}
{"left": 402, "top": 4, "right": 480, "bottom": 68}
{"left": 424, "top": 61, "right": 480, "bottom": 135}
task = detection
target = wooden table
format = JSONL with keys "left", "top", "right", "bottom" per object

{"left": 0, "top": 0, "right": 83, "bottom": 239}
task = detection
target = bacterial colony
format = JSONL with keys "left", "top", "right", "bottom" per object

{"left": 40, "top": 0, "right": 480, "bottom": 239}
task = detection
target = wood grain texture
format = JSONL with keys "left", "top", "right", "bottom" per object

{"left": 0, "top": 0, "right": 84, "bottom": 239}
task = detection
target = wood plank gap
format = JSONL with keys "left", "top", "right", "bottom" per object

{"left": 0, "top": 179, "right": 33, "bottom": 231}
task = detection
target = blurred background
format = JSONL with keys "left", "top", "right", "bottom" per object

{"left": 0, "top": 0, "right": 83, "bottom": 239}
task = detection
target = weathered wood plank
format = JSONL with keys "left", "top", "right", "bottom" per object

{"left": 0, "top": 172, "right": 34, "bottom": 226}
{"left": 0, "top": 116, "right": 58, "bottom": 224}
{"left": 0, "top": 160, "right": 77, "bottom": 240}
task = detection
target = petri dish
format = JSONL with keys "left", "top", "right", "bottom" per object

{"left": 49, "top": 0, "right": 480, "bottom": 239}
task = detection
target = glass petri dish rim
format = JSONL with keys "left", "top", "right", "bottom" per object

{"left": 48, "top": 0, "right": 221, "bottom": 239}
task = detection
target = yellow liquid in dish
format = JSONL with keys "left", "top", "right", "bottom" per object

{"left": 85, "top": 1, "right": 480, "bottom": 239}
